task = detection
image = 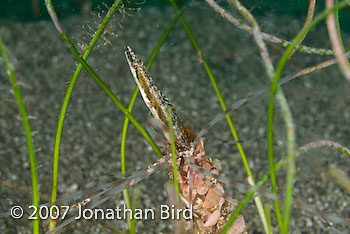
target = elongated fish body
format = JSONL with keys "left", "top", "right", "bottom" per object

{"left": 124, "top": 46, "right": 191, "bottom": 151}
{"left": 124, "top": 46, "right": 245, "bottom": 234}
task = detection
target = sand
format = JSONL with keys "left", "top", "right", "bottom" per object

{"left": 0, "top": 2, "right": 349, "bottom": 233}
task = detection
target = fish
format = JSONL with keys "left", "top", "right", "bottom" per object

{"left": 3, "top": 46, "right": 347, "bottom": 234}
{"left": 124, "top": 46, "right": 246, "bottom": 234}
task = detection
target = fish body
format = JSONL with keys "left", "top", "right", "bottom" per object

{"left": 124, "top": 46, "right": 192, "bottom": 151}
{"left": 124, "top": 46, "right": 246, "bottom": 234}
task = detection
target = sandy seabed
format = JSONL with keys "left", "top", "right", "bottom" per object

{"left": 0, "top": 3, "right": 350, "bottom": 233}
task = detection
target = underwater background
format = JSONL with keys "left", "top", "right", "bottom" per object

{"left": 1, "top": 0, "right": 350, "bottom": 28}
{"left": 0, "top": 0, "right": 350, "bottom": 233}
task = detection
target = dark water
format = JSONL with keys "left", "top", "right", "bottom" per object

{"left": 2, "top": 0, "right": 350, "bottom": 32}
{"left": 0, "top": 1, "right": 350, "bottom": 233}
